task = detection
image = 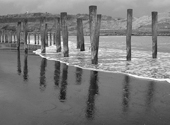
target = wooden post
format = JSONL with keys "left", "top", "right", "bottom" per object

{"left": 0, "top": 31, "right": 1, "bottom": 43}
{"left": 2, "top": 30, "right": 4, "bottom": 43}
{"left": 9, "top": 31, "right": 12, "bottom": 43}
{"left": 49, "top": 32, "right": 52, "bottom": 46}
{"left": 152, "top": 11, "right": 158, "bottom": 58}
{"left": 46, "top": 32, "right": 48, "bottom": 46}
{"left": 37, "top": 33, "right": 39, "bottom": 45}
{"left": 55, "top": 17, "right": 61, "bottom": 52}
{"left": 89, "top": 5, "right": 101, "bottom": 64}
{"left": 61, "top": 12, "right": 69, "bottom": 57}
{"left": 77, "top": 18, "right": 85, "bottom": 51}
{"left": 126, "top": 9, "right": 133, "bottom": 61}
{"left": 13, "top": 32, "right": 16, "bottom": 43}
{"left": 34, "top": 33, "right": 36, "bottom": 45}
{"left": 17, "top": 22, "right": 21, "bottom": 50}
{"left": 5, "top": 30, "right": 8, "bottom": 43}
{"left": 53, "top": 32, "right": 55, "bottom": 45}
{"left": 28, "top": 33, "right": 30, "bottom": 44}
{"left": 40, "top": 17, "right": 46, "bottom": 53}
{"left": 23, "top": 19, "right": 28, "bottom": 53}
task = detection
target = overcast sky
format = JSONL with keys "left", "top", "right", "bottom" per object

{"left": 0, "top": 0, "right": 170, "bottom": 17}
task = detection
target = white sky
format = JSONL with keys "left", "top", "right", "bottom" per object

{"left": 0, "top": 0, "right": 170, "bottom": 17}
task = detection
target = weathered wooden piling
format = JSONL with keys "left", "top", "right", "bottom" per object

{"left": 152, "top": 11, "right": 158, "bottom": 58}
{"left": 5, "top": 30, "right": 8, "bottom": 43}
{"left": 61, "top": 12, "right": 69, "bottom": 57}
{"left": 17, "top": 22, "right": 21, "bottom": 50}
{"left": 9, "top": 31, "right": 12, "bottom": 43}
{"left": 49, "top": 32, "right": 52, "bottom": 46}
{"left": 2, "top": 30, "right": 4, "bottom": 43}
{"left": 13, "top": 32, "right": 16, "bottom": 43}
{"left": 40, "top": 17, "right": 46, "bottom": 53}
{"left": 28, "top": 33, "right": 30, "bottom": 44}
{"left": 89, "top": 5, "right": 101, "bottom": 64}
{"left": 0, "top": 32, "right": 1, "bottom": 43}
{"left": 37, "top": 33, "right": 39, "bottom": 45}
{"left": 77, "top": 18, "right": 85, "bottom": 51}
{"left": 23, "top": 19, "right": 28, "bottom": 53}
{"left": 126, "top": 9, "right": 133, "bottom": 61}
{"left": 34, "top": 33, "right": 36, "bottom": 45}
{"left": 55, "top": 17, "right": 61, "bottom": 52}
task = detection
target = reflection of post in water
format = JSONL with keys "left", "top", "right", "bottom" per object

{"left": 146, "top": 81, "right": 155, "bottom": 111}
{"left": 40, "top": 58, "right": 47, "bottom": 91}
{"left": 75, "top": 67, "right": 83, "bottom": 85}
{"left": 86, "top": 71, "right": 99, "bottom": 120}
{"left": 59, "top": 63, "right": 68, "bottom": 102}
{"left": 54, "top": 61, "right": 60, "bottom": 88}
{"left": 122, "top": 75, "right": 130, "bottom": 113}
{"left": 23, "top": 54, "right": 28, "bottom": 81}
{"left": 17, "top": 50, "right": 22, "bottom": 75}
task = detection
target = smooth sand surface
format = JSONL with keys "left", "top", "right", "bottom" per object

{"left": 0, "top": 49, "right": 170, "bottom": 125}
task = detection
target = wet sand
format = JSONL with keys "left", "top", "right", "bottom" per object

{"left": 0, "top": 49, "right": 170, "bottom": 125}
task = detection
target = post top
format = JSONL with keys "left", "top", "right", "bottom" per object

{"left": 89, "top": 5, "right": 97, "bottom": 8}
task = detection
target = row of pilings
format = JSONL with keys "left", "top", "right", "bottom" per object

{"left": 0, "top": 6, "right": 159, "bottom": 64}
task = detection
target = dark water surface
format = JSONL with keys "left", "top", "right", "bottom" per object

{"left": 0, "top": 50, "right": 170, "bottom": 125}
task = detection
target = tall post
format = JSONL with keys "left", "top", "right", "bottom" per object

{"left": 77, "top": 18, "right": 85, "bottom": 51}
{"left": 126, "top": 9, "right": 133, "bottom": 61}
{"left": 49, "top": 32, "right": 52, "bottom": 46}
{"left": 17, "top": 22, "right": 21, "bottom": 50}
{"left": 0, "top": 31, "right": 1, "bottom": 43}
{"left": 9, "top": 31, "right": 12, "bottom": 43}
{"left": 23, "top": 19, "right": 28, "bottom": 53}
{"left": 40, "top": 17, "right": 46, "bottom": 53}
{"left": 34, "top": 33, "right": 36, "bottom": 45}
{"left": 5, "top": 30, "right": 8, "bottom": 43}
{"left": 89, "top": 5, "right": 100, "bottom": 64}
{"left": 28, "top": 33, "right": 30, "bottom": 44}
{"left": 152, "top": 12, "right": 158, "bottom": 58}
{"left": 55, "top": 17, "right": 61, "bottom": 52}
{"left": 61, "top": 12, "right": 69, "bottom": 57}
{"left": 37, "top": 33, "right": 39, "bottom": 45}
{"left": 13, "top": 32, "right": 16, "bottom": 43}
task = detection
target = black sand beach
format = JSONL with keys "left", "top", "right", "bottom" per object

{"left": 0, "top": 49, "right": 170, "bottom": 125}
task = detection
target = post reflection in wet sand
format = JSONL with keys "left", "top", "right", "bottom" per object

{"left": 86, "top": 70, "right": 99, "bottom": 120}
{"left": 75, "top": 67, "right": 83, "bottom": 85}
{"left": 59, "top": 63, "right": 68, "bottom": 102}
{"left": 145, "top": 81, "right": 155, "bottom": 111}
{"left": 122, "top": 75, "right": 130, "bottom": 113}
{"left": 54, "top": 61, "right": 61, "bottom": 88}
{"left": 40, "top": 58, "right": 47, "bottom": 91}
{"left": 17, "top": 50, "right": 21, "bottom": 75}
{"left": 23, "top": 54, "right": 28, "bottom": 81}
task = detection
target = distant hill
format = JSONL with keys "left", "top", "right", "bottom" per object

{"left": 0, "top": 12, "right": 170, "bottom": 36}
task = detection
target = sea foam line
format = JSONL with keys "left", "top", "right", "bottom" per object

{"left": 33, "top": 48, "right": 170, "bottom": 84}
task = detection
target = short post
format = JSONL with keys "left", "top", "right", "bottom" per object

{"left": 126, "top": 9, "right": 133, "bottom": 61}
{"left": 23, "top": 19, "right": 28, "bottom": 53}
{"left": 55, "top": 17, "right": 61, "bottom": 52}
{"left": 40, "top": 17, "right": 46, "bottom": 53}
{"left": 152, "top": 11, "right": 158, "bottom": 58}
{"left": 77, "top": 18, "right": 85, "bottom": 51}
{"left": 17, "top": 22, "right": 21, "bottom": 50}
{"left": 61, "top": 12, "right": 69, "bottom": 57}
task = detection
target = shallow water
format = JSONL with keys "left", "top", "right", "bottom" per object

{"left": 34, "top": 36, "right": 170, "bottom": 81}
{"left": 0, "top": 50, "right": 170, "bottom": 125}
